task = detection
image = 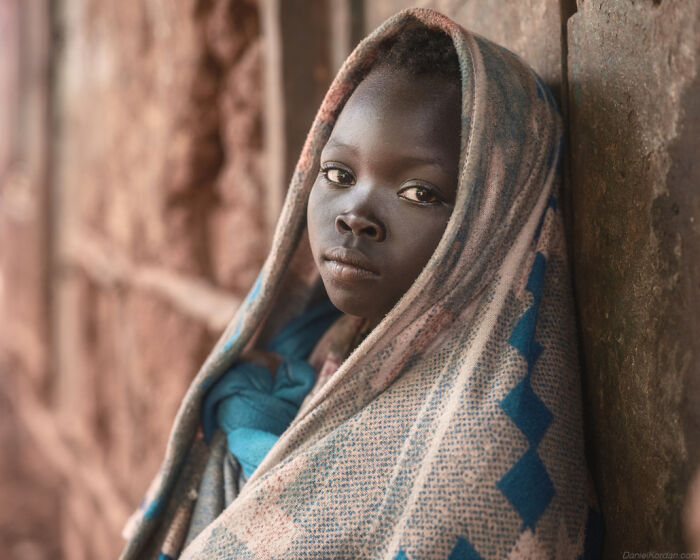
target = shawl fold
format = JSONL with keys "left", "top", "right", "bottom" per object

{"left": 201, "top": 300, "right": 340, "bottom": 477}
{"left": 121, "top": 8, "right": 601, "bottom": 560}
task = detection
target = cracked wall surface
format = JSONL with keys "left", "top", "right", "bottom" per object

{"left": 0, "top": 0, "right": 698, "bottom": 558}
{"left": 568, "top": 0, "right": 700, "bottom": 554}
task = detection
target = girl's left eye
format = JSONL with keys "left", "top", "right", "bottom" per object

{"left": 322, "top": 167, "right": 356, "bottom": 186}
{"left": 398, "top": 186, "right": 439, "bottom": 204}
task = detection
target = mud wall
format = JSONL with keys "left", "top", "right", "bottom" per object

{"left": 1, "top": 0, "right": 266, "bottom": 557}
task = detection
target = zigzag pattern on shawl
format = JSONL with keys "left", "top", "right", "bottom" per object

{"left": 390, "top": 196, "right": 573, "bottom": 560}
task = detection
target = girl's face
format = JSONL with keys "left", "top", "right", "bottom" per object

{"left": 307, "top": 67, "right": 461, "bottom": 328}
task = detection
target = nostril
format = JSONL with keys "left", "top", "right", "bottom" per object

{"left": 336, "top": 217, "right": 352, "bottom": 232}
{"left": 336, "top": 213, "right": 385, "bottom": 241}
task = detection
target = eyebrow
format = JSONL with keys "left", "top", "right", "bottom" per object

{"left": 323, "top": 139, "right": 359, "bottom": 155}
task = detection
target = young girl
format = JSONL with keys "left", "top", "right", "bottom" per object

{"left": 122, "top": 8, "right": 601, "bottom": 559}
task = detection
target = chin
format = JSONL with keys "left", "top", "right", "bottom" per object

{"left": 324, "top": 285, "right": 376, "bottom": 322}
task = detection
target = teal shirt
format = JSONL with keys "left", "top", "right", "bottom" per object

{"left": 201, "top": 300, "right": 341, "bottom": 477}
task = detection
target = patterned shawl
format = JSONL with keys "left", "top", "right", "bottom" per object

{"left": 121, "top": 8, "right": 601, "bottom": 559}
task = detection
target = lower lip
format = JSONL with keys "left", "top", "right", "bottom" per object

{"left": 323, "top": 259, "right": 379, "bottom": 282}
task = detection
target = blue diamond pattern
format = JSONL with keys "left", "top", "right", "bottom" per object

{"left": 508, "top": 253, "right": 546, "bottom": 371}
{"left": 448, "top": 536, "right": 484, "bottom": 560}
{"left": 497, "top": 447, "right": 555, "bottom": 530}
{"left": 499, "top": 251, "right": 555, "bottom": 530}
{"left": 508, "top": 306, "right": 543, "bottom": 371}
{"left": 500, "top": 376, "right": 553, "bottom": 446}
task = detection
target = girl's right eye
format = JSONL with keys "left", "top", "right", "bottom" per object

{"left": 322, "top": 166, "right": 356, "bottom": 186}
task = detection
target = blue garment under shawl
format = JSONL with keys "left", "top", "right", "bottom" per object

{"left": 201, "top": 300, "right": 341, "bottom": 478}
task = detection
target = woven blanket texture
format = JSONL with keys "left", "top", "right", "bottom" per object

{"left": 120, "top": 8, "right": 601, "bottom": 559}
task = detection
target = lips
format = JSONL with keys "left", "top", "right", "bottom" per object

{"left": 322, "top": 247, "right": 380, "bottom": 281}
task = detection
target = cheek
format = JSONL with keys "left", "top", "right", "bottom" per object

{"left": 384, "top": 213, "right": 450, "bottom": 304}
{"left": 391, "top": 210, "right": 451, "bottom": 271}
{"left": 419, "top": 216, "right": 451, "bottom": 267}
{"left": 306, "top": 180, "right": 326, "bottom": 259}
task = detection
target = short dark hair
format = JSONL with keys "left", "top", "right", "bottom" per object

{"left": 373, "top": 23, "right": 460, "bottom": 83}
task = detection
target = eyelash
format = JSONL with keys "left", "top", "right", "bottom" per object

{"left": 320, "top": 165, "right": 442, "bottom": 205}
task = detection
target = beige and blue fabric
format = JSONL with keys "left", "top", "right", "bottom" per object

{"left": 121, "top": 8, "right": 601, "bottom": 559}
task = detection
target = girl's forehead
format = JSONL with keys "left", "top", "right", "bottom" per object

{"left": 324, "top": 68, "right": 461, "bottom": 178}
{"left": 348, "top": 66, "right": 460, "bottom": 113}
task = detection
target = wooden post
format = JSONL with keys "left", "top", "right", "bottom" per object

{"left": 260, "top": 0, "right": 332, "bottom": 238}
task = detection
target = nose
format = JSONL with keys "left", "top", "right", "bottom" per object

{"left": 335, "top": 212, "right": 386, "bottom": 241}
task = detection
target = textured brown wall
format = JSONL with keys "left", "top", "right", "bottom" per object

{"left": 54, "top": 0, "right": 266, "bottom": 556}
{"left": 0, "top": 1, "right": 698, "bottom": 558}
{"left": 1, "top": 0, "right": 265, "bottom": 558}
{"left": 0, "top": 1, "right": 62, "bottom": 557}
{"left": 568, "top": 0, "right": 700, "bottom": 555}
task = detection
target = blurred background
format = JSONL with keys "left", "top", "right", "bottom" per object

{"left": 0, "top": 0, "right": 698, "bottom": 558}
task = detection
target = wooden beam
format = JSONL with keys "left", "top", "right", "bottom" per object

{"left": 61, "top": 231, "right": 241, "bottom": 332}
